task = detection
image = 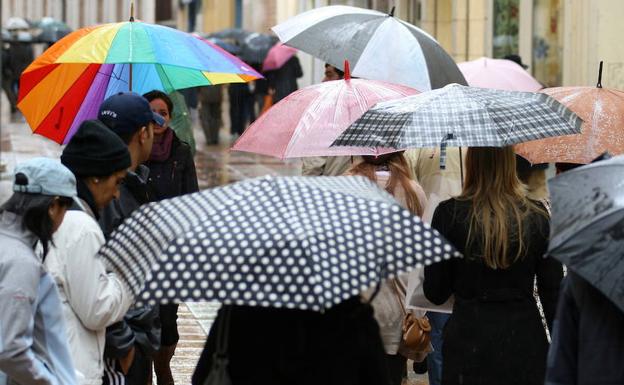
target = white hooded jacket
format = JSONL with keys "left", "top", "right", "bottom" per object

{"left": 44, "top": 202, "right": 132, "bottom": 385}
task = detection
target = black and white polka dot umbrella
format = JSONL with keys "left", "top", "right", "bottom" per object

{"left": 99, "top": 176, "right": 461, "bottom": 311}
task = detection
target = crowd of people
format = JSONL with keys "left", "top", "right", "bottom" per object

{"left": 0, "top": 17, "right": 622, "bottom": 385}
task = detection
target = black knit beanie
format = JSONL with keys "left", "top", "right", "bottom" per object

{"left": 61, "top": 119, "right": 131, "bottom": 177}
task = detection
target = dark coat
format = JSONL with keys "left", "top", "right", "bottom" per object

{"left": 423, "top": 198, "right": 563, "bottom": 385}
{"left": 192, "top": 297, "right": 389, "bottom": 385}
{"left": 146, "top": 134, "right": 199, "bottom": 347}
{"left": 545, "top": 273, "right": 624, "bottom": 385}
{"left": 265, "top": 56, "right": 303, "bottom": 103}
{"left": 99, "top": 165, "right": 161, "bottom": 384}
{"left": 146, "top": 134, "right": 199, "bottom": 201}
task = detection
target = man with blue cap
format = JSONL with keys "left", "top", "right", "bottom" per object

{"left": 0, "top": 158, "right": 78, "bottom": 385}
{"left": 97, "top": 92, "right": 164, "bottom": 385}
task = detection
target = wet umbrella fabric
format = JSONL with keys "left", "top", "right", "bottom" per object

{"left": 547, "top": 155, "right": 624, "bottom": 312}
{"left": 17, "top": 21, "right": 261, "bottom": 144}
{"left": 515, "top": 86, "right": 624, "bottom": 164}
{"left": 231, "top": 67, "right": 418, "bottom": 158}
{"left": 272, "top": 5, "right": 466, "bottom": 91}
{"left": 458, "top": 57, "right": 542, "bottom": 92}
{"left": 240, "top": 33, "right": 278, "bottom": 64}
{"left": 98, "top": 176, "right": 461, "bottom": 311}
{"left": 34, "top": 17, "right": 72, "bottom": 43}
{"left": 333, "top": 84, "right": 582, "bottom": 162}
{"left": 262, "top": 43, "right": 297, "bottom": 72}
{"left": 209, "top": 28, "right": 251, "bottom": 43}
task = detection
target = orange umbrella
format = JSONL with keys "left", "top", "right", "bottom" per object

{"left": 515, "top": 85, "right": 624, "bottom": 164}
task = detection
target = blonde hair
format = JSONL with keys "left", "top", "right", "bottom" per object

{"left": 458, "top": 147, "right": 546, "bottom": 269}
{"left": 348, "top": 152, "right": 424, "bottom": 216}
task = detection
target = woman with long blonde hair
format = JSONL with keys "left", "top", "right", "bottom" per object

{"left": 347, "top": 151, "right": 428, "bottom": 385}
{"left": 423, "top": 146, "right": 563, "bottom": 385}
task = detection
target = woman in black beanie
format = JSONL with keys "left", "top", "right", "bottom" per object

{"left": 44, "top": 119, "right": 137, "bottom": 385}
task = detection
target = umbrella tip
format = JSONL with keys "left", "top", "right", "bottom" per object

{"left": 344, "top": 60, "right": 351, "bottom": 81}
{"left": 129, "top": 0, "right": 135, "bottom": 22}
{"left": 389, "top": 6, "right": 396, "bottom": 17}
{"left": 597, "top": 60, "right": 603, "bottom": 88}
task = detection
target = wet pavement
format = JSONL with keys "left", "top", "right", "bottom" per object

{"left": 0, "top": 113, "right": 426, "bottom": 384}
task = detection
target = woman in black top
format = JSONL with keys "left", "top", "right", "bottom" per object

{"left": 143, "top": 90, "right": 199, "bottom": 385}
{"left": 423, "top": 147, "right": 563, "bottom": 385}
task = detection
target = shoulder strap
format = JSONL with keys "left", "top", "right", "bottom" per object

{"left": 391, "top": 278, "right": 408, "bottom": 316}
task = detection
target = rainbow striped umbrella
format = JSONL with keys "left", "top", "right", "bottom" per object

{"left": 17, "top": 21, "right": 262, "bottom": 144}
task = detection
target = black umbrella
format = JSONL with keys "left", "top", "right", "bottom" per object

{"left": 239, "top": 33, "right": 278, "bottom": 64}
{"left": 203, "top": 36, "right": 241, "bottom": 55}
{"left": 33, "top": 17, "right": 71, "bottom": 43}
{"left": 209, "top": 28, "right": 251, "bottom": 43}
{"left": 547, "top": 155, "right": 624, "bottom": 312}
{"left": 98, "top": 176, "right": 461, "bottom": 311}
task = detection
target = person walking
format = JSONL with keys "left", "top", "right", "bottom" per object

{"left": 143, "top": 90, "right": 200, "bottom": 385}
{"left": 346, "top": 152, "right": 428, "bottom": 385}
{"left": 404, "top": 147, "right": 465, "bottom": 384}
{"left": 545, "top": 272, "right": 624, "bottom": 385}
{"left": 423, "top": 146, "right": 563, "bottom": 385}
{"left": 97, "top": 93, "right": 163, "bottom": 385}
{"left": 198, "top": 85, "right": 223, "bottom": 145}
{"left": 192, "top": 297, "right": 389, "bottom": 385}
{"left": 44, "top": 120, "right": 135, "bottom": 385}
{"left": 0, "top": 158, "right": 77, "bottom": 385}
{"left": 264, "top": 55, "right": 303, "bottom": 104}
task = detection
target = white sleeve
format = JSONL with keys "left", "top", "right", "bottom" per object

{"left": 62, "top": 227, "right": 133, "bottom": 331}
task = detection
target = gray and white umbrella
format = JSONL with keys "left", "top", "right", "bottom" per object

{"left": 272, "top": 5, "right": 466, "bottom": 91}
{"left": 98, "top": 176, "right": 461, "bottom": 312}
{"left": 333, "top": 84, "right": 582, "bottom": 166}
{"left": 547, "top": 155, "right": 624, "bottom": 312}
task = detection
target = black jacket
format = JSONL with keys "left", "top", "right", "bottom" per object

{"left": 192, "top": 297, "right": 388, "bottom": 385}
{"left": 545, "top": 273, "right": 624, "bottom": 385}
{"left": 424, "top": 198, "right": 563, "bottom": 385}
{"left": 146, "top": 135, "right": 199, "bottom": 200}
{"left": 99, "top": 165, "right": 161, "bottom": 380}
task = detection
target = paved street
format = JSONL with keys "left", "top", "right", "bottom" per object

{"left": 0, "top": 111, "right": 426, "bottom": 384}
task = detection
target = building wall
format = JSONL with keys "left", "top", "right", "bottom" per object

{"left": 2, "top": 0, "right": 157, "bottom": 31}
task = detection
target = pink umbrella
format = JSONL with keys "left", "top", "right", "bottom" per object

{"left": 458, "top": 57, "right": 543, "bottom": 92}
{"left": 262, "top": 43, "right": 298, "bottom": 72}
{"left": 232, "top": 61, "right": 419, "bottom": 158}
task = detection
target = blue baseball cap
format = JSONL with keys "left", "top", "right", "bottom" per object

{"left": 13, "top": 157, "right": 77, "bottom": 198}
{"left": 98, "top": 92, "right": 165, "bottom": 136}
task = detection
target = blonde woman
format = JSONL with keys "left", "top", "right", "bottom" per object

{"left": 347, "top": 151, "right": 428, "bottom": 385}
{"left": 423, "top": 147, "right": 563, "bottom": 385}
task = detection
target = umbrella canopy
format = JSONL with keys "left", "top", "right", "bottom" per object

{"left": 209, "top": 28, "right": 251, "bottom": 43}
{"left": 231, "top": 61, "right": 418, "bottom": 158}
{"left": 262, "top": 43, "right": 297, "bottom": 72}
{"left": 17, "top": 21, "right": 261, "bottom": 144}
{"left": 547, "top": 155, "right": 624, "bottom": 312}
{"left": 333, "top": 84, "right": 582, "bottom": 155}
{"left": 33, "top": 17, "right": 72, "bottom": 43}
{"left": 272, "top": 5, "right": 466, "bottom": 91}
{"left": 203, "top": 36, "right": 241, "bottom": 55}
{"left": 458, "top": 57, "right": 542, "bottom": 92}
{"left": 240, "top": 32, "right": 278, "bottom": 64}
{"left": 515, "top": 86, "right": 624, "bottom": 164}
{"left": 98, "top": 175, "right": 461, "bottom": 311}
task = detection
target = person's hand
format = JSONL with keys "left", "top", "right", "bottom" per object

{"left": 119, "top": 346, "right": 136, "bottom": 374}
{"left": 268, "top": 87, "right": 276, "bottom": 96}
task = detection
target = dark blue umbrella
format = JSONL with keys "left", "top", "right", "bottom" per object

{"left": 33, "top": 17, "right": 71, "bottom": 43}
{"left": 98, "top": 176, "right": 461, "bottom": 311}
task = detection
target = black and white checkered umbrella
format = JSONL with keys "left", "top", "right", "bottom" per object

{"left": 333, "top": 84, "right": 582, "bottom": 165}
{"left": 272, "top": 5, "right": 466, "bottom": 91}
{"left": 99, "top": 176, "right": 461, "bottom": 311}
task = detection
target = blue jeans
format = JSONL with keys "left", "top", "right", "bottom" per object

{"left": 426, "top": 312, "right": 451, "bottom": 385}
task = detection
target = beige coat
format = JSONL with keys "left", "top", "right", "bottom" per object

{"left": 361, "top": 171, "right": 428, "bottom": 355}
{"left": 301, "top": 156, "right": 361, "bottom": 176}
